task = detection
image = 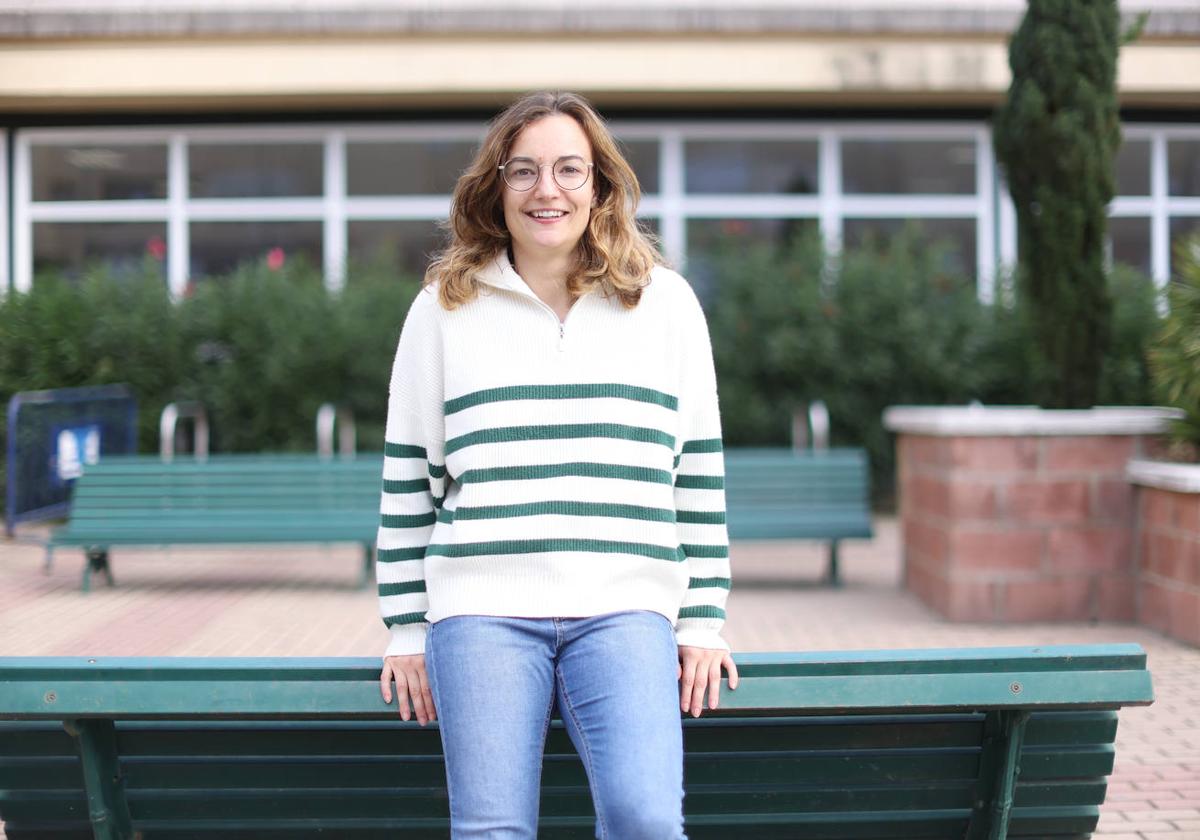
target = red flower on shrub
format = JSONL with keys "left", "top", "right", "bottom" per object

{"left": 267, "top": 247, "right": 285, "bottom": 271}
{"left": 146, "top": 236, "right": 166, "bottom": 261}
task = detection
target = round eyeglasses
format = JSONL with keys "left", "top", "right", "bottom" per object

{"left": 498, "top": 155, "right": 594, "bottom": 192}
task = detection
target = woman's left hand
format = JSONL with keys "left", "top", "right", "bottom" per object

{"left": 677, "top": 645, "right": 739, "bottom": 718}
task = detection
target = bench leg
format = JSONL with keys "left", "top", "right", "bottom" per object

{"left": 82, "top": 548, "right": 114, "bottom": 593}
{"left": 966, "top": 709, "right": 1031, "bottom": 840}
{"left": 828, "top": 540, "right": 841, "bottom": 587}
{"left": 63, "top": 718, "right": 138, "bottom": 840}
{"left": 361, "top": 543, "right": 374, "bottom": 589}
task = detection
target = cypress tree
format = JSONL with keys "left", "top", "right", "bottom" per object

{"left": 993, "top": 0, "right": 1120, "bottom": 408}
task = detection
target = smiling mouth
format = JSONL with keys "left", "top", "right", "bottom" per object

{"left": 527, "top": 210, "right": 567, "bottom": 219}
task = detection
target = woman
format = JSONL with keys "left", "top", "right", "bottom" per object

{"left": 376, "top": 90, "right": 736, "bottom": 839}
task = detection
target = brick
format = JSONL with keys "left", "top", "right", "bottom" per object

{"left": 1144, "top": 488, "right": 1176, "bottom": 529}
{"left": 1006, "top": 479, "right": 1091, "bottom": 524}
{"left": 1177, "top": 494, "right": 1200, "bottom": 534}
{"left": 1138, "top": 579, "right": 1172, "bottom": 634}
{"left": 1167, "top": 589, "right": 1200, "bottom": 648}
{"left": 947, "top": 527, "right": 1044, "bottom": 573}
{"left": 904, "top": 558, "right": 948, "bottom": 615}
{"left": 948, "top": 437, "right": 1039, "bottom": 472}
{"left": 1149, "top": 532, "right": 1188, "bottom": 583}
{"left": 1095, "top": 573, "right": 1137, "bottom": 621}
{"left": 903, "top": 519, "right": 949, "bottom": 568}
{"left": 908, "top": 475, "right": 950, "bottom": 518}
{"left": 1047, "top": 526, "right": 1133, "bottom": 573}
{"left": 1001, "top": 577, "right": 1093, "bottom": 621}
{"left": 943, "top": 578, "right": 999, "bottom": 621}
{"left": 899, "top": 435, "right": 949, "bottom": 471}
{"left": 1094, "top": 479, "right": 1135, "bottom": 521}
{"left": 946, "top": 478, "right": 1000, "bottom": 519}
{"left": 1044, "top": 436, "right": 1135, "bottom": 472}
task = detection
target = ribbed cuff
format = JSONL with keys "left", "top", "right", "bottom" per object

{"left": 384, "top": 622, "right": 428, "bottom": 657}
{"left": 673, "top": 625, "right": 730, "bottom": 651}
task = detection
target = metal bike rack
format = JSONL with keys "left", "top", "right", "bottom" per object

{"left": 159, "top": 402, "right": 209, "bottom": 462}
{"left": 316, "top": 403, "right": 357, "bottom": 460}
{"left": 792, "top": 400, "right": 831, "bottom": 452}
{"left": 809, "top": 399, "right": 830, "bottom": 452}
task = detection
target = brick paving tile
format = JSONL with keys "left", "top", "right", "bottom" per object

{"left": 2, "top": 515, "right": 1198, "bottom": 838}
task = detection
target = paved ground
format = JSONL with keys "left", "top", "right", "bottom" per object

{"left": 1, "top": 517, "right": 1197, "bottom": 838}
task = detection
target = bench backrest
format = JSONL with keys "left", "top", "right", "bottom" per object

{"left": 724, "top": 448, "right": 871, "bottom": 539}
{"left": 0, "top": 645, "right": 1153, "bottom": 839}
{"left": 59, "top": 455, "right": 383, "bottom": 539}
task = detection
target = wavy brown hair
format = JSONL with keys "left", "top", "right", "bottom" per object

{"left": 426, "top": 91, "right": 661, "bottom": 309}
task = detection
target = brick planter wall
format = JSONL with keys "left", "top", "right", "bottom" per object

{"left": 1129, "top": 460, "right": 1200, "bottom": 647}
{"left": 884, "top": 407, "right": 1178, "bottom": 623}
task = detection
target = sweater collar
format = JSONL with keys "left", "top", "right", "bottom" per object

{"left": 475, "top": 249, "right": 536, "bottom": 298}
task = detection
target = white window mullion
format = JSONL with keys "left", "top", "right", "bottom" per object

{"left": 0, "top": 130, "right": 7, "bottom": 296}
{"left": 324, "top": 131, "right": 346, "bottom": 293}
{"left": 976, "top": 128, "right": 996, "bottom": 304}
{"left": 13, "top": 133, "right": 31, "bottom": 293}
{"left": 167, "top": 133, "right": 188, "bottom": 300}
{"left": 1150, "top": 130, "right": 1169, "bottom": 287}
{"left": 660, "top": 130, "right": 685, "bottom": 270}
{"left": 819, "top": 130, "right": 841, "bottom": 255}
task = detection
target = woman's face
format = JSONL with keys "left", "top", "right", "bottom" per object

{"left": 501, "top": 114, "right": 595, "bottom": 263}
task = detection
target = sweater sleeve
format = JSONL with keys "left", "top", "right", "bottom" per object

{"left": 377, "top": 289, "right": 446, "bottom": 658}
{"left": 671, "top": 283, "right": 732, "bottom": 651}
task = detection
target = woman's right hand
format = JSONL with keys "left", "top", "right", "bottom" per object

{"left": 380, "top": 654, "right": 437, "bottom": 725}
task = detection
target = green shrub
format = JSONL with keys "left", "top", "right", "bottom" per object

{"left": 1150, "top": 235, "right": 1200, "bottom": 457}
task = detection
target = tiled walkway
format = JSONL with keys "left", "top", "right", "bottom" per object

{"left": 1, "top": 517, "right": 1197, "bottom": 838}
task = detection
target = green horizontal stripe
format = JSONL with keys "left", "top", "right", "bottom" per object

{"left": 688, "top": 576, "right": 731, "bottom": 590}
{"left": 425, "top": 539, "right": 684, "bottom": 562}
{"left": 459, "top": 462, "right": 672, "bottom": 486}
{"left": 676, "top": 509, "right": 726, "bottom": 525}
{"left": 381, "top": 512, "right": 437, "bottom": 529}
{"left": 376, "top": 546, "right": 427, "bottom": 563}
{"left": 675, "top": 474, "right": 724, "bottom": 490}
{"left": 677, "top": 605, "right": 726, "bottom": 621}
{"left": 681, "top": 543, "right": 729, "bottom": 559}
{"left": 449, "top": 501, "right": 675, "bottom": 523}
{"left": 384, "top": 442, "right": 426, "bottom": 459}
{"left": 681, "top": 438, "right": 723, "bottom": 454}
{"left": 445, "top": 383, "right": 678, "bottom": 415}
{"left": 377, "top": 580, "right": 427, "bottom": 597}
{"left": 445, "top": 424, "right": 674, "bottom": 455}
{"left": 383, "top": 611, "right": 428, "bottom": 628}
{"left": 382, "top": 478, "right": 430, "bottom": 494}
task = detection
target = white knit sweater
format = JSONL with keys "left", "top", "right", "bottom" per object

{"left": 377, "top": 252, "right": 731, "bottom": 657}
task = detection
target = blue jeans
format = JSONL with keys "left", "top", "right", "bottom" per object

{"left": 425, "top": 610, "right": 687, "bottom": 840}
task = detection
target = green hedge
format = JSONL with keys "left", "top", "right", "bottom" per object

{"left": 704, "top": 228, "right": 1162, "bottom": 506}
{"left": 0, "top": 236, "right": 1161, "bottom": 514}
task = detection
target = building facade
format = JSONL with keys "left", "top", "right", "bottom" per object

{"left": 0, "top": 0, "right": 1197, "bottom": 301}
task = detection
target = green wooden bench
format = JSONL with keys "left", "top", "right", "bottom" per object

{"left": 0, "top": 644, "right": 1152, "bottom": 839}
{"left": 47, "top": 455, "right": 384, "bottom": 592}
{"left": 724, "top": 448, "right": 872, "bottom": 585}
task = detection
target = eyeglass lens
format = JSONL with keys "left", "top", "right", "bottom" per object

{"left": 502, "top": 156, "right": 590, "bottom": 191}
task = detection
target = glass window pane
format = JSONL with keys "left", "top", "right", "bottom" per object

{"left": 347, "top": 220, "right": 445, "bottom": 281}
{"left": 189, "top": 143, "right": 323, "bottom": 198}
{"left": 841, "top": 140, "right": 976, "bottom": 194}
{"left": 1170, "top": 217, "right": 1200, "bottom": 276}
{"left": 31, "top": 144, "right": 167, "bottom": 202}
{"left": 618, "top": 139, "right": 660, "bottom": 194}
{"left": 1107, "top": 217, "right": 1151, "bottom": 275}
{"left": 686, "top": 217, "right": 819, "bottom": 305}
{"left": 33, "top": 222, "right": 167, "bottom": 282}
{"left": 843, "top": 218, "right": 976, "bottom": 277}
{"left": 685, "top": 141, "right": 818, "bottom": 194}
{"left": 346, "top": 140, "right": 477, "bottom": 196}
{"left": 1168, "top": 140, "right": 1200, "bottom": 196}
{"left": 1115, "top": 139, "right": 1150, "bottom": 196}
{"left": 189, "top": 221, "right": 323, "bottom": 279}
